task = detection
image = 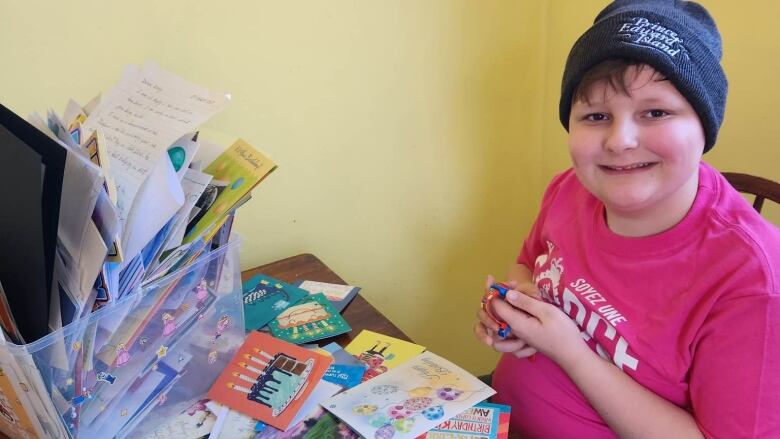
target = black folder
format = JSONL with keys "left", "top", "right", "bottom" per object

{"left": 0, "top": 102, "right": 66, "bottom": 342}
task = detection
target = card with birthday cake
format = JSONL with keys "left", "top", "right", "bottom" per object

{"left": 206, "top": 331, "right": 333, "bottom": 430}
{"left": 323, "top": 351, "right": 495, "bottom": 439}
{"left": 268, "top": 293, "right": 351, "bottom": 344}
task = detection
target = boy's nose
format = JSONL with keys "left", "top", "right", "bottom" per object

{"left": 603, "top": 117, "right": 639, "bottom": 153}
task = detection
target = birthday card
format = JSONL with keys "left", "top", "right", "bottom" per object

{"left": 206, "top": 332, "right": 332, "bottom": 431}
{"left": 418, "top": 401, "right": 511, "bottom": 439}
{"left": 345, "top": 330, "right": 425, "bottom": 381}
{"left": 242, "top": 274, "right": 309, "bottom": 331}
{"left": 293, "top": 280, "right": 361, "bottom": 313}
{"left": 268, "top": 293, "right": 351, "bottom": 344}
{"left": 323, "top": 351, "right": 495, "bottom": 439}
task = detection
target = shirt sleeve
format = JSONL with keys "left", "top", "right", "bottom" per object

{"left": 690, "top": 292, "right": 780, "bottom": 438}
{"left": 517, "top": 171, "right": 570, "bottom": 269}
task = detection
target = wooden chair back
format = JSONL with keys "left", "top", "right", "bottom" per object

{"left": 722, "top": 172, "right": 780, "bottom": 214}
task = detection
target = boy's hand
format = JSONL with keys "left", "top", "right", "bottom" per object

{"left": 492, "top": 288, "right": 590, "bottom": 369}
{"left": 473, "top": 275, "right": 540, "bottom": 358}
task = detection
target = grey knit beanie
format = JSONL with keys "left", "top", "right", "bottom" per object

{"left": 559, "top": 0, "right": 727, "bottom": 152}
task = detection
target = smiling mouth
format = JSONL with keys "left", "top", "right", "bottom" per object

{"left": 599, "top": 162, "right": 657, "bottom": 174}
{"left": 600, "top": 162, "right": 656, "bottom": 172}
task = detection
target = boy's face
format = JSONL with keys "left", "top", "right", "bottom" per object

{"left": 568, "top": 65, "right": 705, "bottom": 228}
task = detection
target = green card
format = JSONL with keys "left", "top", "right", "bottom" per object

{"left": 268, "top": 293, "right": 351, "bottom": 344}
{"left": 242, "top": 274, "right": 308, "bottom": 331}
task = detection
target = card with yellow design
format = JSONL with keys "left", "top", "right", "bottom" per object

{"left": 345, "top": 330, "right": 425, "bottom": 382}
{"left": 268, "top": 293, "right": 350, "bottom": 344}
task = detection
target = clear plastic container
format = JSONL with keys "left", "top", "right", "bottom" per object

{"left": 0, "top": 238, "right": 245, "bottom": 438}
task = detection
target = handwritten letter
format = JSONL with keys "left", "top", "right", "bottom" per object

{"left": 82, "top": 62, "right": 229, "bottom": 222}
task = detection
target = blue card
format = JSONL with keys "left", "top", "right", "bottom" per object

{"left": 322, "top": 364, "right": 366, "bottom": 389}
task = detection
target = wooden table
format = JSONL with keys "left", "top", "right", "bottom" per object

{"left": 241, "top": 253, "right": 411, "bottom": 345}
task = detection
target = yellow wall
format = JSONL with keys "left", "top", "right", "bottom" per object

{"left": 0, "top": 1, "right": 777, "bottom": 375}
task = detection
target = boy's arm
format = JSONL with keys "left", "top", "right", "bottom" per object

{"left": 563, "top": 345, "right": 703, "bottom": 438}
{"left": 494, "top": 291, "right": 703, "bottom": 438}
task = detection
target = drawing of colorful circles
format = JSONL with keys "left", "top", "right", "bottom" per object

{"left": 369, "top": 414, "right": 391, "bottom": 427}
{"left": 408, "top": 386, "right": 432, "bottom": 397}
{"left": 436, "top": 386, "right": 463, "bottom": 401}
{"left": 402, "top": 396, "right": 433, "bottom": 411}
{"left": 386, "top": 404, "right": 413, "bottom": 420}
{"left": 375, "top": 424, "right": 395, "bottom": 439}
{"left": 422, "top": 405, "right": 445, "bottom": 420}
{"left": 353, "top": 404, "right": 377, "bottom": 415}
{"left": 394, "top": 418, "right": 415, "bottom": 433}
{"left": 168, "top": 146, "right": 186, "bottom": 171}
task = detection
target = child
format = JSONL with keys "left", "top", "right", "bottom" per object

{"left": 474, "top": 1, "right": 780, "bottom": 437}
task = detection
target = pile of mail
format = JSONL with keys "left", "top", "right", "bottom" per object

{"left": 0, "top": 62, "right": 274, "bottom": 438}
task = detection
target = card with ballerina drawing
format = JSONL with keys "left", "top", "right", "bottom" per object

{"left": 206, "top": 331, "right": 332, "bottom": 430}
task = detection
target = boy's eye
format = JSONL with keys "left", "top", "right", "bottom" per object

{"left": 646, "top": 109, "right": 669, "bottom": 119}
{"left": 584, "top": 113, "right": 608, "bottom": 122}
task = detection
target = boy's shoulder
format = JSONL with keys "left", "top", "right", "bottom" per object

{"left": 541, "top": 168, "right": 588, "bottom": 202}
{"left": 702, "top": 163, "right": 780, "bottom": 292}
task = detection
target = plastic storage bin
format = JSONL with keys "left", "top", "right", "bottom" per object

{"left": 0, "top": 238, "right": 245, "bottom": 439}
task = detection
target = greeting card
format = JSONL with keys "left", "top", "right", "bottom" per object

{"left": 418, "top": 401, "right": 511, "bottom": 439}
{"left": 242, "top": 274, "right": 309, "bottom": 331}
{"left": 294, "top": 280, "right": 361, "bottom": 313}
{"left": 344, "top": 330, "right": 425, "bottom": 381}
{"left": 268, "top": 293, "right": 351, "bottom": 344}
{"left": 323, "top": 351, "right": 495, "bottom": 439}
{"left": 206, "top": 332, "right": 332, "bottom": 430}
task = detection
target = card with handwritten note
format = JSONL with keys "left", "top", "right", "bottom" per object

{"left": 81, "top": 61, "right": 229, "bottom": 225}
{"left": 323, "top": 351, "right": 495, "bottom": 439}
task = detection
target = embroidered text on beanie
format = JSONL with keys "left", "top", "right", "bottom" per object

{"left": 559, "top": 0, "right": 728, "bottom": 152}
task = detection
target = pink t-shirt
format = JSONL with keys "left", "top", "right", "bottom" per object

{"left": 492, "top": 162, "right": 780, "bottom": 438}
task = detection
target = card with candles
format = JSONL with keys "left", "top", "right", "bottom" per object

{"left": 206, "top": 331, "right": 333, "bottom": 430}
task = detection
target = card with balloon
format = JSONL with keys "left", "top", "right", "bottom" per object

{"left": 323, "top": 351, "right": 495, "bottom": 439}
{"left": 184, "top": 138, "right": 276, "bottom": 244}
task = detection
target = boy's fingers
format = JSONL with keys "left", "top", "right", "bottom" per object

{"left": 492, "top": 337, "right": 530, "bottom": 354}
{"left": 504, "top": 290, "right": 545, "bottom": 315}
{"left": 513, "top": 346, "right": 538, "bottom": 358}
{"left": 476, "top": 309, "right": 499, "bottom": 332}
{"left": 485, "top": 274, "right": 495, "bottom": 289}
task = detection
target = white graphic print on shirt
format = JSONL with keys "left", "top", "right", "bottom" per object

{"left": 533, "top": 241, "right": 639, "bottom": 372}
